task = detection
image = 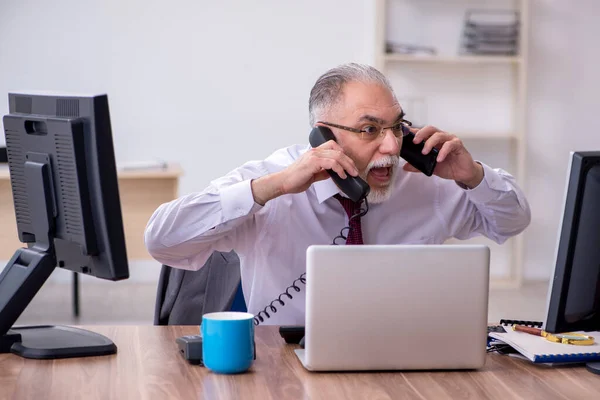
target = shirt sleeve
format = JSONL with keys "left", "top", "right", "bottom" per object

{"left": 442, "top": 162, "right": 531, "bottom": 244}
{"left": 144, "top": 160, "right": 269, "bottom": 270}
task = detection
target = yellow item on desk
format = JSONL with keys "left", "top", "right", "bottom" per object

{"left": 512, "top": 324, "right": 595, "bottom": 346}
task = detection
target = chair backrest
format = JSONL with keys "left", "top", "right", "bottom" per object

{"left": 154, "top": 251, "right": 242, "bottom": 325}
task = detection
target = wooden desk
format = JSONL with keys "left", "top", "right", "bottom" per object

{"left": 1, "top": 326, "right": 599, "bottom": 400}
{"left": 0, "top": 164, "right": 182, "bottom": 260}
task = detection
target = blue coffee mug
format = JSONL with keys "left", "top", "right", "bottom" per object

{"left": 201, "top": 312, "right": 255, "bottom": 374}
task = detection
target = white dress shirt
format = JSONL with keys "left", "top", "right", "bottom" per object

{"left": 145, "top": 144, "right": 531, "bottom": 325}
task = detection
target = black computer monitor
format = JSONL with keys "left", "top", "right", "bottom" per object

{"left": 0, "top": 93, "right": 129, "bottom": 359}
{"left": 544, "top": 151, "right": 600, "bottom": 374}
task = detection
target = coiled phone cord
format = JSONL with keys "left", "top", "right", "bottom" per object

{"left": 253, "top": 197, "right": 369, "bottom": 325}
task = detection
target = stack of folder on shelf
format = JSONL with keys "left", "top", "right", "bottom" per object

{"left": 460, "top": 9, "right": 519, "bottom": 56}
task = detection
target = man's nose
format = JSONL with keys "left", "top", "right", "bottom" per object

{"left": 379, "top": 130, "right": 401, "bottom": 155}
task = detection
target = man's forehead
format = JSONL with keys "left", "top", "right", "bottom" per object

{"left": 356, "top": 108, "right": 405, "bottom": 123}
{"left": 329, "top": 104, "right": 403, "bottom": 125}
{"left": 346, "top": 104, "right": 404, "bottom": 124}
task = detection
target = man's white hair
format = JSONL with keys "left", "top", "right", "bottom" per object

{"left": 308, "top": 63, "right": 397, "bottom": 126}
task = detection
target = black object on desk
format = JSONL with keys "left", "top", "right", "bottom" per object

{"left": 0, "top": 146, "right": 7, "bottom": 163}
{"left": 176, "top": 334, "right": 204, "bottom": 365}
{"left": 279, "top": 326, "right": 305, "bottom": 344}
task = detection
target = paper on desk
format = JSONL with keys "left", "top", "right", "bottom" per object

{"left": 489, "top": 326, "right": 600, "bottom": 363}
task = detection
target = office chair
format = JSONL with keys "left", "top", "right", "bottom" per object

{"left": 153, "top": 250, "right": 245, "bottom": 325}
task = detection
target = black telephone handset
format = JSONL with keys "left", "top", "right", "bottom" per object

{"left": 309, "top": 126, "right": 370, "bottom": 203}
{"left": 400, "top": 130, "right": 438, "bottom": 177}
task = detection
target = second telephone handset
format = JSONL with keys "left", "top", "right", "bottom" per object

{"left": 400, "top": 130, "right": 438, "bottom": 177}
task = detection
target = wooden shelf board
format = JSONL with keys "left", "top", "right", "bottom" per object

{"left": 456, "top": 132, "right": 519, "bottom": 140}
{"left": 383, "top": 54, "right": 522, "bottom": 65}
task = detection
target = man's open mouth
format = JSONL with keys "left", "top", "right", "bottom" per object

{"left": 368, "top": 166, "right": 392, "bottom": 180}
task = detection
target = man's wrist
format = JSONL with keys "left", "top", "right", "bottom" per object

{"left": 458, "top": 162, "right": 484, "bottom": 189}
{"left": 251, "top": 172, "right": 285, "bottom": 206}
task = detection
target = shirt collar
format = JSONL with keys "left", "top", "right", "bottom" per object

{"left": 313, "top": 177, "right": 343, "bottom": 204}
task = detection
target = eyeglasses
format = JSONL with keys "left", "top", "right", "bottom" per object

{"left": 317, "top": 118, "right": 412, "bottom": 141}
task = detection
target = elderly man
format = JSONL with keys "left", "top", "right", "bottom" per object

{"left": 145, "top": 63, "right": 530, "bottom": 325}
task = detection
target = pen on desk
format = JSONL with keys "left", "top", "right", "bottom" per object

{"left": 512, "top": 325, "right": 544, "bottom": 336}
{"left": 512, "top": 325, "right": 589, "bottom": 341}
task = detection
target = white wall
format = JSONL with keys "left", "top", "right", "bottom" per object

{"left": 0, "top": 0, "right": 374, "bottom": 282}
{"left": 1, "top": 0, "right": 599, "bottom": 281}
{"left": 0, "top": 0, "right": 374, "bottom": 194}
{"left": 524, "top": 0, "right": 600, "bottom": 279}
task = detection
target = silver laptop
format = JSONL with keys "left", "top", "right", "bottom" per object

{"left": 295, "top": 244, "right": 490, "bottom": 371}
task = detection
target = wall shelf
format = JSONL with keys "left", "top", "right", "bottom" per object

{"left": 457, "top": 132, "right": 518, "bottom": 140}
{"left": 376, "top": 0, "right": 529, "bottom": 287}
{"left": 383, "top": 54, "right": 522, "bottom": 65}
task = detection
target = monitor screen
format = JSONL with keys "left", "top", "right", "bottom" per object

{"left": 544, "top": 151, "right": 600, "bottom": 333}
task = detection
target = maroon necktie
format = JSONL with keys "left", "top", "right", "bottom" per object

{"left": 334, "top": 194, "right": 364, "bottom": 245}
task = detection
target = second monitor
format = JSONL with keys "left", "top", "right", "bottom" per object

{"left": 544, "top": 151, "right": 600, "bottom": 334}
{"left": 0, "top": 92, "right": 129, "bottom": 359}
{"left": 543, "top": 151, "right": 600, "bottom": 375}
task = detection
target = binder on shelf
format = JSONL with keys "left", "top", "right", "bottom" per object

{"left": 385, "top": 41, "right": 437, "bottom": 56}
{"left": 460, "top": 10, "right": 520, "bottom": 56}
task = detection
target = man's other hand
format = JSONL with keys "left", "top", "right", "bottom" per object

{"left": 403, "top": 126, "right": 484, "bottom": 189}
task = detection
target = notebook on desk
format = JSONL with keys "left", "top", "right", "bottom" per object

{"left": 490, "top": 326, "right": 600, "bottom": 364}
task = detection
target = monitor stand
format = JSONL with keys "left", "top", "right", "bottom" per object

{"left": 0, "top": 158, "right": 117, "bottom": 359}
{"left": 1, "top": 326, "right": 116, "bottom": 359}
{"left": 0, "top": 249, "right": 118, "bottom": 359}
{"left": 586, "top": 362, "right": 600, "bottom": 375}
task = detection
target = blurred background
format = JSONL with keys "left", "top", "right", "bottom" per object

{"left": 0, "top": 0, "right": 598, "bottom": 325}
